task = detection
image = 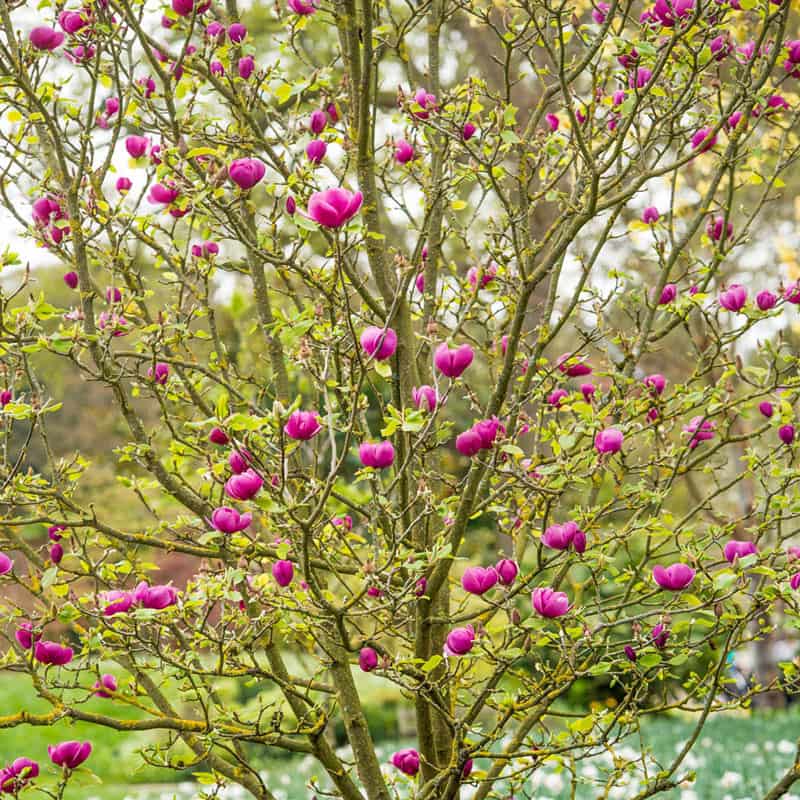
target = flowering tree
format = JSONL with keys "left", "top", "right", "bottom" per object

{"left": 2, "top": 0, "right": 800, "bottom": 797}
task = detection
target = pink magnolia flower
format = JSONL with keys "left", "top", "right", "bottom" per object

{"left": 306, "top": 139, "right": 327, "bottom": 163}
{"left": 785, "top": 282, "right": 800, "bottom": 304}
{"left": 309, "top": 110, "right": 327, "bottom": 134}
{"left": 116, "top": 177, "right": 132, "bottom": 192}
{"left": 542, "top": 521, "right": 586, "bottom": 552}
{"left": 684, "top": 416, "right": 715, "bottom": 448}
{"left": 545, "top": 113, "right": 559, "bottom": 131}
{"left": 208, "top": 427, "right": 229, "bottom": 445}
{"left": 642, "top": 206, "right": 660, "bottom": 224}
{"left": 411, "top": 88, "right": 437, "bottom": 119}
{"left": 547, "top": 388, "right": 568, "bottom": 407}
{"left": 272, "top": 560, "right": 294, "bottom": 587}
{"left": 467, "top": 263, "right": 497, "bottom": 289}
{"left": 652, "top": 562, "right": 695, "bottom": 590}
{"left": 360, "top": 326, "right": 397, "bottom": 360}
{"left": 48, "top": 741, "right": 91, "bottom": 769}
{"left": 531, "top": 588, "right": 570, "bottom": 618}
{"left": 652, "top": 623, "right": 670, "bottom": 649}
{"left": 719, "top": 284, "right": 747, "bottom": 312}
{"left": 658, "top": 284, "right": 677, "bottom": 305}
{"left": 0, "top": 553, "right": 12, "bottom": 575}
{"left": 691, "top": 127, "right": 717, "bottom": 152}
{"left": 791, "top": 573, "right": 800, "bottom": 591}
{"left": 592, "top": 1, "right": 610, "bottom": 23}
{"left": 210, "top": 60, "right": 225, "bottom": 76}
{"left": 147, "top": 183, "right": 179, "bottom": 205}
{"left": 29, "top": 27, "right": 65, "bottom": 51}
{"left": 34, "top": 640, "right": 73, "bottom": 665}
{"left": 0, "top": 390, "right": 11, "bottom": 407}
{"left": 412, "top": 385, "right": 438, "bottom": 412}
{"left": 134, "top": 581, "right": 178, "bottom": 610}
{"left": 445, "top": 625, "right": 475, "bottom": 656}
{"left": 595, "top": 428, "right": 623, "bottom": 454}
{"left": 756, "top": 290, "right": 777, "bottom": 311}
{"left": 308, "top": 188, "right": 363, "bottom": 228}
{"left": 359, "top": 441, "right": 395, "bottom": 469}
{"left": 723, "top": 540, "right": 757, "bottom": 563}
{"left": 147, "top": 362, "right": 169, "bottom": 385}
{"left": 495, "top": 558, "right": 518, "bottom": 586}
{"left": 125, "top": 135, "right": 149, "bottom": 159}
{"left": 63, "top": 272, "right": 79, "bottom": 289}
{"left": 434, "top": 342, "right": 474, "bottom": 378}
{"left": 644, "top": 374, "right": 666, "bottom": 395}
{"left": 0, "top": 757, "right": 39, "bottom": 793}
{"left": 287, "top": 0, "right": 319, "bottom": 14}
{"left": 461, "top": 566, "right": 498, "bottom": 595}
{"left": 211, "top": 507, "right": 252, "bottom": 534}
{"left": 229, "top": 158, "right": 265, "bottom": 190}
{"left": 759, "top": 401, "right": 774, "bottom": 418}
{"left": 394, "top": 139, "right": 415, "bottom": 164}
{"left": 50, "top": 543, "right": 63, "bottom": 564}
{"left": 462, "top": 122, "right": 477, "bottom": 140}
{"left": 332, "top": 515, "right": 353, "bottom": 530}
{"left": 556, "top": 353, "right": 592, "bottom": 377}
{"left": 225, "top": 469, "right": 263, "bottom": 500}
{"left": 391, "top": 748, "right": 420, "bottom": 776}
{"left": 707, "top": 216, "right": 733, "bottom": 243}
{"left": 228, "top": 22, "right": 247, "bottom": 42}
{"left": 15, "top": 622, "right": 40, "bottom": 650}
{"left": 779, "top": 424, "right": 795, "bottom": 445}
{"left": 359, "top": 647, "right": 378, "bottom": 672}
{"left": 93, "top": 674, "right": 118, "bottom": 698}
{"left": 59, "top": 10, "right": 89, "bottom": 34}
{"left": 102, "top": 590, "right": 134, "bottom": 616}
{"left": 456, "top": 428, "right": 483, "bottom": 457}
{"left": 284, "top": 410, "right": 321, "bottom": 440}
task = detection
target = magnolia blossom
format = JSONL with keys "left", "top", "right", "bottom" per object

{"left": 556, "top": 353, "right": 592, "bottom": 377}
{"left": 684, "top": 416, "right": 715, "bottom": 448}
{"left": 461, "top": 566, "right": 498, "bottom": 595}
{"left": 225, "top": 469, "right": 263, "bottom": 500}
{"left": 287, "top": 0, "right": 319, "bottom": 14}
{"left": 360, "top": 326, "right": 397, "bottom": 360}
{"left": 134, "top": 581, "right": 178, "bottom": 610}
{"left": 359, "top": 441, "right": 395, "bottom": 469}
{"left": 723, "top": 540, "right": 757, "bottom": 563}
{"left": 495, "top": 559, "right": 518, "bottom": 586}
{"left": 272, "top": 560, "right": 294, "bottom": 587}
{"left": 29, "top": 27, "right": 65, "bottom": 51}
{"left": 719, "top": 284, "right": 747, "bottom": 312}
{"left": 93, "top": 674, "right": 118, "bottom": 698}
{"left": 542, "top": 521, "right": 586, "bottom": 553}
{"left": 394, "top": 139, "right": 415, "bottom": 164}
{"left": 595, "top": 428, "right": 623, "bottom": 454}
{"left": 307, "top": 188, "right": 363, "bottom": 228}
{"left": 49, "top": 741, "right": 91, "bottom": 769}
{"left": 445, "top": 625, "right": 475, "bottom": 656}
{"left": 0, "top": 758, "right": 39, "bottom": 794}
{"left": 211, "top": 507, "right": 252, "bottom": 534}
{"left": 228, "top": 158, "right": 266, "bottom": 190}
{"left": 531, "top": 588, "right": 570, "bottom": 618}
{"left": 756, "top": 290, "right": 777, "bottom": 310}
{"left": 652, "top": 562, "right": 695, "bottom": 591}
{"left": 34, "top": 641, "right": 73, "bottom": 665}
{"left": 434, "top": 342, "right": 474, "bottom": 378}
{"left": 284, "top": 410, "right": 321, "bottom": 440}
{"left": 391, "top": 748, "right": 420, "bottom": 776}
{"left": 411, "top": 385, "right": 438, "bottom": 411}
{"left": 359, "top": 647, "right": 378, "bottom": 672}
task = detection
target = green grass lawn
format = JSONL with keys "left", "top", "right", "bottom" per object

{"left": 1, "top": 668, "right": 799, "bottom": 799}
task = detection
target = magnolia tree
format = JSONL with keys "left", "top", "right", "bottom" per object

{"left": 3, "top": 0, "right": 800, "bottom": 797}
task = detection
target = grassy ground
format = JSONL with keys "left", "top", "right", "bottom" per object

{"left": 1, "top": 668, "right": 799, "bottom": 799}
